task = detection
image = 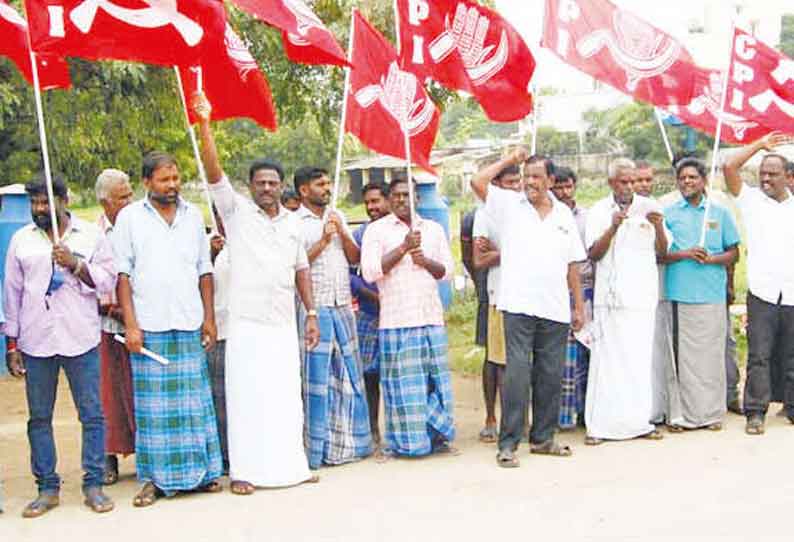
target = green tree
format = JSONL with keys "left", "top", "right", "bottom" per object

{"left": 781, "top": 14, "right": 794, "bottom": 58}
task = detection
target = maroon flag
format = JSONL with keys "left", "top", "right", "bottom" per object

{"left": 665, "top": 67, "right": 772, "bottom": 144}
{"left": 542, "top": 0, "right": 696, "bottom": 106}
{"left": 396, "top": 0, "right": 535, "bottom": 122}
{"left": 0, "top": 0, "right": 70, "bottom": 89}
{"left": 180, "top": 23, "right": 277, "bottom": 131}
{"left": 229, "top": 0, "right": 347, "bottom": 67}
{"left": 346, "top": 10, "right": 440, "bottom": 172}
{"left": 724, "top": 28, "right": 794, "bottom": 136}
{"left": 25, "top": 0, "right": 226, "bottom": 67}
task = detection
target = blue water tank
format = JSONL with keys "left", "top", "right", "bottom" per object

{"left": 415, "top": 179, "right": 452, "bottom": 309}
{"left": 0, "top": 186, "right": 32, "bottom": 375}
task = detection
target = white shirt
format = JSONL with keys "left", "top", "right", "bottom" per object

{"left": 735, "top": 184, "right": 794, "bottom": 305}
{"left": 210, "top": 177, "right": 308, "bottom": 326}
{"left": 485, "top": 186, "right": 586, "bottom": 324}
{"left": 586, "top": 195, "right": 663, "bottom": 310}
{"left": 212, "top": 245, "right": 231, "bottom": 340}
{"left": 472, "top": 207, "right": 502, "bottom": 306}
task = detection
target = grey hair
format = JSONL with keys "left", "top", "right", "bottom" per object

{"left": 608, "top": 158, "right": 636, "bottom": 180}
{"left": 95, "top": 168, "right": 130, "bottom": 201}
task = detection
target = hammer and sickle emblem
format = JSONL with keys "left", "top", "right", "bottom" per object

{"left": 70, "top": 0, "right": 204, "bottom": 46}
{"left": 686, "top": 72, "right": 759, "bottom": 141}
{"left": 354, "top": 62, "right": 435, "bottom": 136}
{"left": 283, "top": 0, "right": 324, "bottom": 47}
{"left": 577, "top": 9, "right": 681, "bottom": 91}
{"left": 427, "top": 3, "right": 508, "bottom": 86}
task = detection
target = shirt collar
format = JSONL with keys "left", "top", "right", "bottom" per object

{"left": 297, "top": 204, "right": 327, "bottom": 220}
{"left": 143, "top": 195, "right": 187, "bottom": 214}
{"left": 678, "top": 196, "right": 707, "bottom": 210}
{"left": 387, "top": 213, "right": 423, "bottom": 228}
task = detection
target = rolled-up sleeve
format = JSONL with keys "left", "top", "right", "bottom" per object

{"left": 296, "top": 245, "right": 309, "bottom": 272}
{"left": 361, "top": 224, "right": 384, "bottom": 283}
{"left": 3, "top": 236, "right": 23, "bottom": 337}
{"left": 84, "top": 234, "right": 116, "bottom": 296}
{"left": 207, "top": 176, "right": 237, "bottom": 222}
{"left": 112, "top": 208, "right": 134, "bottom": 277}
{"left": 195, "top": 210, "right": 213, "bottom": 276}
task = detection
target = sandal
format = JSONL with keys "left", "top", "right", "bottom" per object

{"left": 230, "top": 480, "right": 255, "bottom": 496}
{"left": 375, "top": 449, "right": 396, "bottom": 464}
{"left": 434, "top": 442, "right": 461, "bottom": 456}
{"left": 745, "top": 415, "right": 765, "bottom": 435}
{"left": 707, "top": 422, "right": 723, "bottom": 431}
{"left": 133, "top": 482, "right": 162, "bottom": 508}
{"left": 642, "top": 428, "right": 664, "bottom": 440}
{"left": 496, "top": 449, "right": 520, "bottom": 468}
{"left": 21, "top": 493, "right": 59, "bottom": 519}
{"left": 83, "top": 487, "right": 114, "bottom": 513}
{"left": 103, "top": 455, "right": 119, "bottom": 486}
{"left": 530, "top": 440, "right": 573, "bottom": 457}
{"left": 584, "top": 436, "right": 603, "bottom": 446}
{"left": 197, "top": 480, "right": 223, "bottom": 493}
{"left": 478, "top": 426, "right": 498, "bottom": 443}
{"left": 667, "top": 424, "right": 684, "bottom": 433}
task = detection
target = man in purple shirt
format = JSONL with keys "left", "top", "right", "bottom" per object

{"left": 4, "top": 174, "right": 116, "bottom": 518}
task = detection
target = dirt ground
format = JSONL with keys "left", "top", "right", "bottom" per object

{"left": 1, "top": 371, "right": 792, "bottom": 542}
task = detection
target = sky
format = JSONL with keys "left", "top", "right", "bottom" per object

{"left": 495, "top": 0, "right": 789, "bottom": 93}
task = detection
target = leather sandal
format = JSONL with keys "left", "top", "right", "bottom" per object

{"left": 22, "top": 493, "right": 59, "bottom": 519}
{"left": 84, "top": 487, "right": 114, "bottom": 513}
{"left": 103, "top": 455, "right": 119, "bottom": 486}
{"left": 133, "top": 482, "right": 163, "bottom": 508}
{"left": 530, "top": 440, "right": 573, "bottom": 457}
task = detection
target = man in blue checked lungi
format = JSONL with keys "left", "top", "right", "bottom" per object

{"left": 296, "top": 167, "right": 372, "bottom": 469}
{"left": 113, "top": 151, "right": 223, "bottom": 507}
{"left": 350, "top": 181, "right": 391, "bottom": 446}
{"left": 361, "top": 176, "right": 457, "bottom": 462}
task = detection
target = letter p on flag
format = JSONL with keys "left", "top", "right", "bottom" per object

{"left": 408, "top": 0, "right": 428, "bottom": 26}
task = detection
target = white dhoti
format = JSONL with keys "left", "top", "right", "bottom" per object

{"left": 226, "top": 318, "right": 313, "bottom": 487}
{"left": 586, "top": 307, "right": 656, "bottom": 440}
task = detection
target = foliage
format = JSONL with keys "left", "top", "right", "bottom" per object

{"left": 440, "top": 98, "right": 521, "bottom": 146}
{"left": 781, "top": 14, "right": 794, "bottom": 58}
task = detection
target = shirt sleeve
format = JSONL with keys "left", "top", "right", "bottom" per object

{"left": 361, "top": 223, "right": 384, "bottom": 283}
{"left": 431, "top": 222, "right": 454, "bottom": 281}
{"left": 484, "top": 186, "right": 514, "bottom": 231}
{"left": 2, "top": 235, "right": 22, "bottom": 337}
{"left": 83, "top": 232, "right": 117, "bottom": 296}
{"left": 207, "top": 175, "right": 238, "bottom": 222}
{"left": 567, "top": 215, "right": 587, "bottom": 263}
{"left": 585, "top": 201, "right": 608, "bottom": 250}
{"left": 111, "top": 206, "right": 134, "bottom": 277}
{"left": 721, "top": 207, "right": 741, "bottom": 249}
{"left": 296, "top": 245, "right": 309, "bottom": 271}
{"left": 472, "top": 209, "right": 490, "bottom": 238}
{"left": 195, "top": 209, "right": 213, "bottom": 276}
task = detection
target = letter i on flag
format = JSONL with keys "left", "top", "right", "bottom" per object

{"left": 0, "top": 0, "right": 70, "bottom": 89}
{"left": 724, "top": 27, "right": 794, "bottom": 136}
{"left": 395, "top": 0, "right": 536, "bottom": 123}
{"left": 345, "top": 10, "right": 440, "bottom": 173}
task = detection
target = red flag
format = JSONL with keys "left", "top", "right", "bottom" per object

{"left": 180, "top": 23, "right": 277, "bottom": 131}
{"left": 665, "top": 67, "right": 772, "bottom": 145}
{"left": 396, "top": 0, "right": 534, "bottom": 122}
{"left": 346, "top": 11, "right": 440, "bottom": 173}
{"left": 24, "top": 0, "right": 225, "bottom": 67}
{"left": 724, "top": 28, "right": 794, "bottom": 136}
{"left": 542, "top": 0, "right": 696, "bottom": 106}
{"left": 229, "top": 0, "right": 347, "bottom": 67}
{"left": 0, "top": 0, "right": 70, "bottom": 89}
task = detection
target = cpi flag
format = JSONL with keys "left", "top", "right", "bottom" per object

{"left": 542, "top": 0, "right": 696, "bottom": 106}
{"left": 0, "top": 0, "right": 71, "bottom": 89}
{"left": 396, "top": 0, "right": 535, "bottom": 122}
{"left": 179, "top": 23, "right": 277, "bottom": 131}
{"left": 665, "top": 67, "right": 772, "bottom": 145}
{"left": 724, "top": 28, "right": 794, "bottom": 136}
{"left": 346, "top": 10, "right": 440, "bottom": 173}
{"left": 229, "top": 0, "right": 347, "bottom": 67}
{"left": 24, "top": 0, "right": 226, "bottom": 67}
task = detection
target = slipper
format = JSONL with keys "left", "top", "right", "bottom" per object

{"left": 478, "top": 426, "right": 498, "bottom": 443}
{"left": 22, "top": 493, "right": 59, "bottom": 519}
{"left": 707, "top": 422, "right": 723, "bottom": 431}
{"left": 103, "top": 455, "right": 119, "bottom": 486}
{"left": 584, "top": 436, "right": 603, "bottom": 446}
{"left": 530, "top": 440, "right": 573, "bottom": 457}
{"left": 496, "top": 450, "right": 520, "bottom": 468}
{"left": 375, "top": 449, "right": 396, "bottom": 464}
{"left": 667, "top": 425, "right": 684, "bottom": 433}
{"left": 230, "top": 481, "right": 255, "bottom": 496}
{"left": 83, "top": 487, "right": 114, "bottom": 513}
{"left": 133, "top": 482, "right": 163, "bottom": 508}
{"left": 196, "top": 480, "right": 223, "bottom": 493}
{"left": 642, "top": 429, "right": 664, "bottom": 440}
{"left": 745, "top": 415, "right": 765, "bottom": 435}
{"left": 434, "top": 442, "right": 461, "bottom": 456}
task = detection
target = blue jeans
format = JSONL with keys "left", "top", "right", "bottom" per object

{"left": 24, "top": 348, "right": 105, "bottom": 493}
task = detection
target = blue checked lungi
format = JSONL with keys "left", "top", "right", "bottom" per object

{"left": 559, "top": 287, "right": 593, "bottom": 429}
{"left": 304, "top": 306, "right": 372, "bottom": 469}
{"left": 357, "top": 310, "right": 380, "bottom": 375}
{"left": 131, "top": 329, "right": 223, "bottom": 494}
{"left": 379, "top": 325, "right": 455, "bottom": 456}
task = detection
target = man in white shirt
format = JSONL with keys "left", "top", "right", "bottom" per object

{"left": 471, "top": 150, "right": 585, "bottom": 468}
{"left": 723, "top": 132, "right": 794, "bottom": 434}
{"left": 584, "top": 158, "right": 668, "bottom": 444}
{"left": 193, "top": 93, "right": 320, "bottom": 492}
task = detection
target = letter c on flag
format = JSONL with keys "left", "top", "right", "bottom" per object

{"left": 735, "top": 34, "right": 757, "bottom": 61}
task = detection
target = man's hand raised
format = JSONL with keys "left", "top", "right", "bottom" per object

{"left": 191, "top": 92, "right": 212, "bottom": 122}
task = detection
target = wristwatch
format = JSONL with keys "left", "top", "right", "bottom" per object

{"left": 306, "top": 309, "right": 318, "bottom": 317}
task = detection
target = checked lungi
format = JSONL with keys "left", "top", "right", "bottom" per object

{"left": 380, "top": 325, "right": 455, "bottom": 456}
{"left": 99, "top": 331, "right": 136, "bottom": 455}
{"left": 559, "top": 287, "right": 593, "bottom": 430}
{"left": 206, "top": 340, "right": 229, "bottom": 473}
{"left": 131, "top": 329, "right": 223, "bottom": 494}
{"left": 357, "top": 310, "right": 380, "bottom": 375}
{"left": 304, "top": 306, "right": 372, "bottom": 469}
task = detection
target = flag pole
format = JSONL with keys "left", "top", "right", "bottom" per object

{"left": 331, "top": 10, "right": 356, "bottom": 211}
{"left": 654, "top": 108, "right": 675, "bottom": 165}
{"left": 699, "top": 25, "right": 734, "bottom": 247}
{"left": 173, "top": 66, "right": 218, "bottom": 232}
{"left": 393, "top": 1, "right": 416, "bottom": 223}
{"left": 27, "top": 51, "right": 60, "bottom": 244}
